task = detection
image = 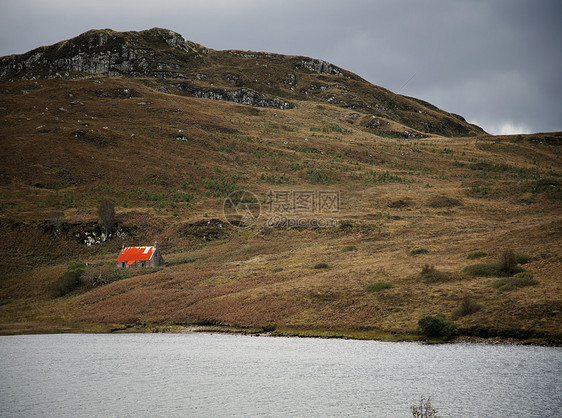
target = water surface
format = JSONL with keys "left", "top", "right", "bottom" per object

{"left": 1, "top": 333, "right": 560, "bottom": 417}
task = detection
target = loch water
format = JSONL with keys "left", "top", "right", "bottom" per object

{"left": 1, "top": 333, "right": 560, "bottom": 417}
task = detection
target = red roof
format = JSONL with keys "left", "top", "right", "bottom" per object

{"left": 116, "top": 246, "right": 156, "bottom": 265}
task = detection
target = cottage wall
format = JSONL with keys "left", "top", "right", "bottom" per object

{"left": 149, "top": 249, "right": 165, "bottom": 267}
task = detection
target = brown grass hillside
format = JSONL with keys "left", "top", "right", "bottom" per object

{"left": 0, "top": 35, "right": 561, "bottom": 342}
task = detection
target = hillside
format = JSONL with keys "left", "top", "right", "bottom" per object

{"left": 1, "top": 28, "right": 484, "bottom": 138}
{"left": 0, "top": 29, "right": 560, "bottom": 342}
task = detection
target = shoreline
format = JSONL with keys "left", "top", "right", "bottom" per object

{"left": 1, "top": 322, "right": 559, "bottom": 346}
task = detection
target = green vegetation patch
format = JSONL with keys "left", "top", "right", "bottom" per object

{"left": 515, "top": 253, "right": 532, "bottom": 264}
{"left": 204, "top": 175, "right": 239, "bottom": 197}
{"left": 491, "top": 272, "right": 538, "bottom": 291}
{"left": 464, "top": 250, "right": 526, "bottom": 277}
{"left": 409, "top": 247, "right": 428, "bottom": 256}
{"left": 51, "top": 260, "right": 86, "bottom": 297}
{"left": 341, "top": 245, "right": 357, "bottom": 252}
{"left": 451, "top": 294, "right": 483, "bottom": 319}
{"left": 366, "top": 281, "right": 392, "bottom": 292}
{"left": 467, "top": 250, "right": 487, "bottom": 260}
{"left": 463, "top": 262, "right": 501, "bottom": 277}
{"left": 418, "top": 314, "right": 458, "bottom": 338}
{"left": 419, "top": 264, "right": 451, "bottom": 283}
{"left": 314, "top": 262, "right": 329, "bottom": 269}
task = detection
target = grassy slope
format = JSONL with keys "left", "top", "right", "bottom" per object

{"left": 0, "top": 77, "right": 560, "bottom": 341}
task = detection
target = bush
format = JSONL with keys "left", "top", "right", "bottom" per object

{"left": 366, "top": 281, "right": 392, "bottom": 292}
{"left": 420, "top": 265, "right": 451, "bottom": 283}
{"left": 98, "top": 199, "right": 115, "bottom": 236}
{"left": 342, "top": 245, "right": 357, "bottom": 252}
{"left": 85, "top": 267, "right": 127, "bottom": 287}
{"left": 462, "top": 262, "right": 500, "bottom": 277}
{"left": 51, "top": 260, "right": 86, "bottom": 297}
{"left": 314, "top": 262, "right": 329, "bottom": 269}
{"left": 464, "top": 249, "right": 526, "bottom": 277}
{"left": 491, "top": 274, "right": 538, "bottom": 291}
{"left": 498, "top": 249, "right": 523, "bottom": 276}
{"left": 411, "top": 396, "right": 439, "bottom": 418}
{"left": 513, "top": 271, "right": 534, "bottom": 279}
{"left": 67, "top": 260, "right": 86, "bottom": 278}
{"left": 409, "top": 247, "right": 428, "bottom": 256}
{"left": 467, "top": 250, "right": 487, "bottom": 260}
{"left": 451, "top": 294, "right": 483, "bottom": 319}
{"left": 515, "top": 253, "right": 532, "bottom": 264}
{"left": 272, "top": 267, "right": 284, "bottom": 273}
{"left": 51, "top": 272, "right": 80, "bottom": 297}
{"left": 261, "top": 324, "right": 276, "bottom": 332}
{"left": 418, "top": 314, "right": 458, "bottom": 338}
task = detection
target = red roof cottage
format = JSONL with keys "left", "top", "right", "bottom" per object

{"left": 116, "top": 242, "right": 165, "bottom": 268}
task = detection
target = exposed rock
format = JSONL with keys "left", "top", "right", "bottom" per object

{"left": 365, "top": 116, "right": 382, "bottom": 128}
{"left": 194, "top": 87, "right": 292, "bottom": 109}
{"left": 0, "top": 28, "right": 205, "bottom": 79}
{"left": 296, "top": 59, "right": 345, "bottom": 77}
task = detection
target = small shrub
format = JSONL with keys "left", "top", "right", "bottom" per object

{"left": 98, "top": 199, "right": 115, "bottom": 235}
{"left": 513, "top": 271, "right": 534, "bottom": 279}
{"left": 261, "top": 324, "right": 276, "bottom": 332}
{"left": 464, "top": 249, "right": 525, "bottom": 277}
{"left": 515, "top": 253, "right": 531, "bottom": 264}
{"left": 498, "top": 249, "right": 523, "bottom": 276}
{"left": 366, "top": 281, "right": 392, "bottom": 292}
{"left": 314, "top": 262, "right": 329, "bottom": 269}
{"left": 49, "top": 211, "right": 64, "bottom": 235}
{"left": 451, "top": 294, "right": 483, "bottom": 319}
{"left": 420, "top": 265, "right": 451, "bottom": 283}
{"left": 409, "top": 247, "right": 429, "bottom": 256}
{"left": 411, "top": 396, "right": 439, "bottom": 418}
{"left": 462, "top": 262, "right": 500, "bottom": 277}
{"left": 272, "top": 267, "right": 284, "bottom": 273}
{"left": 342, "top": 245, "right": 357, "bottom": 252}
{"left": 491, "top": 275, "right": 538, "bottom": 291}
{"left": 82, "top": 264, "right": 128, "bottom": 287}
{"left": 467, "top": 250, "right": 487, "bottom": 260}
{"left": 51, "top": 272, "right": 80, "bottom": 297}
{"left": 418, "top": 314, "right": 458, "bottom": 338}
{"left": 67, "top": 260, "right": 87, "bottom": 278}
{"left": 51, "top": 260, "right": 87, "bottom": 297}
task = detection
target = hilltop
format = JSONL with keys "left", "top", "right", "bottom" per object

{"left": 1, "top": 27, "right": 484, "bottom": 138}
{"left": 0, "top": 29, "right": 560, "bottom": 342}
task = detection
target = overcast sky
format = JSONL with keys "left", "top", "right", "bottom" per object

{"left": 1, "top": 0, "right": 560, "bottom": 134}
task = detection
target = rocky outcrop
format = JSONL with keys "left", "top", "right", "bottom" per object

{"left": 295, "top": 58, "right": 346, "bottom": 77}
{"left": 0, "top": 28, "right": 206, "bottom": 79}
{"left": 194, "top": 87, "right": 292, "bottom": 109}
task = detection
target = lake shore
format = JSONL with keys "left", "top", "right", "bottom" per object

{"left": 1, "top": 321, "right": 559, "bottom": 346}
